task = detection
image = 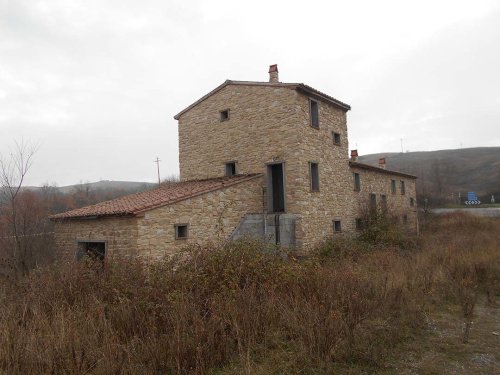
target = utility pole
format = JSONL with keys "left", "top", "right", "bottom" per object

{"left": 400, "top": 138, "right": 403, "bottom": 153}
{"left": 154, "top": 157, "right": 161, "bottom": 187}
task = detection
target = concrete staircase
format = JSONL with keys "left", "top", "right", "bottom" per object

{"left": 230, "top": 213, "right": 296, "bottom": 248}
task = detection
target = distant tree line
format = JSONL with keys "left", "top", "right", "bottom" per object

{"left": 0, "top": 141, "right": 154, "bottom": 277}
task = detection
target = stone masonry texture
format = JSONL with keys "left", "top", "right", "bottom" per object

{"left": 54, "top": 177, "right": 263, "bottom": 260}
{"left": 177, "top": 82, "right": 417, "bottom": 251}
{"left": 54, "top": 76, "right": 418, "bottom": 258}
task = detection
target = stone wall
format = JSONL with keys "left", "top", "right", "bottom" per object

{"left": 136, "top": 176, "right": 264, "bottom": 259}
{"left": 53, "top": 217, "right": 139, "bottom": 261}
{"left": 54, "top": 177, "right": 264, "bottom": 261}
{"left": 350, "top": 165, "right": 418, "bottom": 231}
{"left": 178, "top": 84, "right": 304, "bottom": 182}
{"left": 54, "top": 80, "right": 419, "bottom": 259}
{"left": 177, "top": 83, "right": 356, "bottom": 251}
{"left": 288, "top": 93, "right": 354, "bottom": 250}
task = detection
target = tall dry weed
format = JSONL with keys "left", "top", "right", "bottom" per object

{"left": 0, "top": 213, "right": 498, "bottom": 374}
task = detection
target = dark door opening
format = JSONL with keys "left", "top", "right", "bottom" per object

{"left": 268, "top": 163, "right": 285, "bottom": 213}
{"left": 77, "top": 241, "right": 106, "bottom": 261}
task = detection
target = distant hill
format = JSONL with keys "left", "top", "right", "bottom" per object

{"left": 25, "top": 180, "right": 156, "bottom": 194}
{"left": 358, "top": 147, "right": 500, "bottom": 204}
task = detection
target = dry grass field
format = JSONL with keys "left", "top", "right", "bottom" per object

{"left": 0, "top": 213, "right": 498, "bottom": 374}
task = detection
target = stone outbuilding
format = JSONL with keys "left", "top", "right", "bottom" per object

{"left": 51, "top": 65, "right": 418, "bottom": 259}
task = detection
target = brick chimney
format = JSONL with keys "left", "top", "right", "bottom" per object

{"left": 351, "top": 149, "right": 358, "bottom": 162}
{"left": 378, "top": 157, "right": 386, "bottom": 169}
{"left": 269, "top": 64, "right": 279, "bottom": 83}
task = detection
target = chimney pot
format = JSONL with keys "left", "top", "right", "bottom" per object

{"left": 269, "top": 64, "right": 279, "bottom": 83}
{"left": 378, "top": 157, "right": 386, "bottom": 169}
{"left": 351, "top": 149, "right": 358, "bottom": 161}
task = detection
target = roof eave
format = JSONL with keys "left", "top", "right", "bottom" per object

{"left": 174, "top": 80, "right": 233, "bottom": 120}
{"left": 173, "top": 80, "right": 351, "bottom": 120}
{"left": 50, "top": 212, "right": 135, "bottom": 221}
{"left": 349, "top": 161, "right": 417, "bottom": 179}
{"left": 50, "top": 174, "right": 264, "bottom": 221}
{"left": 296, "top": 84, "right": 351, "bottom": 111}
{"left": 132, "top": 173, "right": 264, "bottom": 215}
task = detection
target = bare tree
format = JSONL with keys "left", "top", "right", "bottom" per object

{"left": 0, "top": 140, "right": 37, "bottom": 275}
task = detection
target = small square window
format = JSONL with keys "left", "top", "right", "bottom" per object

{"left": 333, "top": 220, "right": 342, "bottom": 233}
{"left": 309, "top": 99, "right": 319, "bottom": 128}
{"left": 400, "top": 180, "right": 406, "bottom": 195}
{"left": 410, "top": 197, "right": 414, "bottom": 207}
{"left": 391, "top": 180, "right": 396, "bottom": 194}
{"left": 225, "top": 162, "right": 236, "bottom": 176}
{"left": 220, "top": 109, "right": 230, "bottom": 122}
{"left": 353, "top": 172, "right": 361, "bottom": 191}
{"left": 332, "top": 132, "right": 341, "bottom": 145}
{"left": 309, "top": 162, "right": 319, "bottom": 192}
{"left": 175, "top": 224, "right": 188, "bottom": 240}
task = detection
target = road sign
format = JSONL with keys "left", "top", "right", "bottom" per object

{"left": 467, "top": 192, "right": 478, "bottom": 201}
{"left": 465, "top": 200, "right": 481, "bottom": 205}
{"left": 465, "top": 192, "right": 480, "bottom": 205}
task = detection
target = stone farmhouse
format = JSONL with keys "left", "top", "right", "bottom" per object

{"left": 51, "top": 65, "right": 417, "bottom": 260}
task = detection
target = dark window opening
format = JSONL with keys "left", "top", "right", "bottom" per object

{"left": 353, "top": 172, "right": 361, "bottom": 191}
{"left": 381, "top": 195, "right": 388, "bottom": 213}
{"left": 220, "top": 109, "right": 230, "bottom": 122}
{"left": 175, "top": 224, "right": 189, "bottom": 240}
{"left": 333, "top": 220, "right": 342, "bottom": 233}
{"left": 267, "top": 163, "right": 285, "bottom": 213}
{"left": 310, "top": 162, "right": 319, "bottom": 192}
{"left": 77, "top": 241, "right": 105, "bottom": 261}
{"left": 333, "top": 132, "right": 341, "bottom": 145}
{"left": 403, "top": 214, "right": 408, "bottom": 225}
{"left": 355, "top": 218, "right": 364, "bottom": 230}
{"left": 370, "top": 193, "right": 377, "bottom": 211}
{"left": 410, "top": 197, "right": 414, "bottom": 207}
{"left": 225, "top": 162, "right": 236, "bottom": 176}
{"left": 400, "top": 180, "right": 406, "bottom": 195}
{"left": 310, "top": 99, "right": 319, "bottom": 128}
{"left": 391, "top": 179, "right": 396, "bottom": 194}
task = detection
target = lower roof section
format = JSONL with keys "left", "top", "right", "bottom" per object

{"left": 349, "top": 161, "right": 417, "bottom": 179}
{"left": 50, "top": 174, "right": 263, "bottom": 221}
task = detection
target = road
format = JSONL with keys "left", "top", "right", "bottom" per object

{"left": 431, "top": 207, "right": 500, "bottom": 217}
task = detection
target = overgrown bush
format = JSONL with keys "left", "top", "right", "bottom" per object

{"left": 0, "top": 213, "right": 498, "bottom": 374}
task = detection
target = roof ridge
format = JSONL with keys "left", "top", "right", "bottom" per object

{"left": 173, "top": 80, "right": 350, "bottom": 119}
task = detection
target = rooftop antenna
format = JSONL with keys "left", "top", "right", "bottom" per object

{"left": 154, "top": 157, "right": 161, "bottom": 187}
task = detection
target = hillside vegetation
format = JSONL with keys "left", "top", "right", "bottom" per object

{"left": 358, "top": 147, "right": 500, "bottom": 205}
{"left": 0, "top": 181, "right": 156, "bottom": 276}
{"left": 1, "top": 213, "right": 498, "bottom": 374}
{"left": 24, "top": 180, "right": 156, "bottom": 195}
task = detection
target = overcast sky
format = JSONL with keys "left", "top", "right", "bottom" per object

{"left": 1, "top": 0, "right": 499, "bottom": 186}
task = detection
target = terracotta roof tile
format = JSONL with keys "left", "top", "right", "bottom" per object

{"left": 50, "top": 174, "right": 262, "bottom": 220}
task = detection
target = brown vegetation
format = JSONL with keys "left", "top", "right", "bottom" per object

{"left": 0, "top": 213, "right": 498, "bottom": 374}
{"left": 0, "top": 158, "right": 155, "bottom": 277}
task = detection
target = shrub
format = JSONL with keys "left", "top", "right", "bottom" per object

{"left": 0, "top": 213, "right": 498, "bottom": 373}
